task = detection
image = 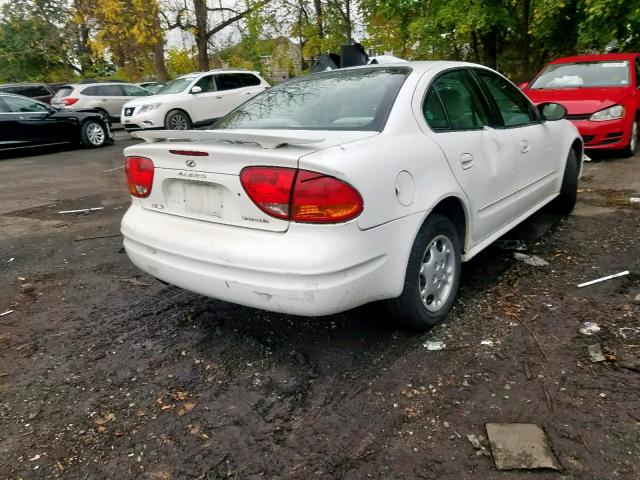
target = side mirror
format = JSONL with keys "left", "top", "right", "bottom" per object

{"left": 190, "top": 86, "right": 203, "bottom": 94}
{"left": 518, "top": 81, "right": 529, "bottom": 90}
{"left": 539, "top": 102, "right": 567, "bottom": 121}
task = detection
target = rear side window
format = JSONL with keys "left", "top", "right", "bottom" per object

{"left": 53, "top": 86, "right": 74, "bottom": 98}
{"left": 81, "top": 86, "right": 100, "bottom": 96}
{"left": 426, "top": 70, "right": 490, "bottom": 130}
{"left": 636, "top": 57, "right": 640, "bottom": 88}
{"left": 239, "top": 73, "right": 261, "bottom": 87}
{"left": 216, "top": 73, "right": 243, "bottom": 91}
{"left": 423, "top": 90, "right": 449, "bottom": 130}
{"left": 100, "top": 85, "right": 125, "bottom": 96}
{"left": 11, "top": 85, "right": 51, "bottom": 97}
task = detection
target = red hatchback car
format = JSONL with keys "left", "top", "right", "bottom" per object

{"left": 521, "top": 53, "right": 640, "bottom": 156}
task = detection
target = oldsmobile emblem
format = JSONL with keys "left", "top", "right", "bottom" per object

{"left": 185, "top": 159, "right": 196, "bottom": 168}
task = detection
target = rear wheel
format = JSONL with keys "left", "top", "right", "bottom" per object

{"left": 386, "top": 214, "right": 461, "bottom": 330}
{"left": 551, "top": 148, "right": 579, "bottom": 214}
{"left": 622, "top": 118, "right": 638, "bottom": 157}
{"left": 165, "top": 110, "right": 191, "bottom": 130}
{"left": 80, "top": 120, "right": 107, "bottom": 148}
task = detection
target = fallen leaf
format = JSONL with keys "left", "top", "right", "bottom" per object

{"left": 178, "top": 402, "right": 196, "bottom": 416}
{"left": 94, "top": 412, "right": 115, "bottom": 425}
{"left": 171, "top": 390, "right": 188, "bottom": 401}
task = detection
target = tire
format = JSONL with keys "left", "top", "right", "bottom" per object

{"left": 80, "top": 120, "right": 107, "bottom": 148}
{"left": 621, "top": 118, "right": 638, "bottom": 158}
{"left": 551, "top": 148, "right": 579, "bottom": 214}
{"left": 165, "top": 110, "right": 192, "bottom": 130}
{"left": 386, "top": 214, "right": 462, "bottom": 331}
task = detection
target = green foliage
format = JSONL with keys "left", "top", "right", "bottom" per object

{"left": 166, "top": 48, "right": 198, "bottom": 78}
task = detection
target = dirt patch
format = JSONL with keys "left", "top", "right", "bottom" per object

{"left": 1, "top": 157, "right": 640, "bottom": 479}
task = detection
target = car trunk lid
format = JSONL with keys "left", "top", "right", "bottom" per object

{"left": 124, "top": 129, "right": 377, "bottom": 232}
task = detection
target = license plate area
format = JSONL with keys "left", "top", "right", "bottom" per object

{"left": 164, "top": 179, "right": 224, "bottom": 218}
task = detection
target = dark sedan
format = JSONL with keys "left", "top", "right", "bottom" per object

{"left": 0, "top": 93, "right": 113, "bottom": 152}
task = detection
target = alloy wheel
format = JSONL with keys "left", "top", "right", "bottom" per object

{"left": 86, "top": 123, "right": 105, "bottom": 146}
{"left": 170, "top": 114, "right": 188, "bottom": 130}
{"left": 418, "top": 234, "right": 456, "bottom": 312}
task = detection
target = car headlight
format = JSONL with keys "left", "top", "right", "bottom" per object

{"left": 590, "top": 105, "right": 624, "bottom": 122}
{"left": 138, "top": 103, "right": 161, "bottom": 114}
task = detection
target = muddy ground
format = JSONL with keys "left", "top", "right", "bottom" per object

{"left": 1, "top": 137, "right": 639, "bottom": 480}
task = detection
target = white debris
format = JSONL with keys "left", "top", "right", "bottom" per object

{"left": 513, "top": 253, "right": 549, "bottom": 266}
{"left": 423, "top": 340, "right": 446, "bottom": 351}
{"left": 588, "top": 344, "right": 606, "bottom": 363}
{"left": 480, "top": 340, "right": 494, "bottom": 347}
{"left": 579, "top": 322, "right": 601, "bottom": 335}
{"left": 0, "top": 310, "right": 14, "bottom": 317}
{"left": 7, "top": 257, "right": 14, "bottom": 263}
{"left": 630, "top": 198, "right": 640, "bottom": 203}
{"left": 577, "top": 270, "right": 629, "bottom": 288}
{"left": 58, "top": 207, "right": 104, "bottom": 214}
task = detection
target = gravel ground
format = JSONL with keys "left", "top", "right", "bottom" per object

{"left": 1, "top": 139, "right": 639, "bottom": 479}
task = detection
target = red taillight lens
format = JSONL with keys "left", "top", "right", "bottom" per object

{"left": 125, "top": 156, "right": 154, "bottom": 198}
{"left": 63, "top": 98, "right": 79, "bottom": 106}
{"left": 240, "top": 167, "right": 363, "bottom": 223}
{"left": 240, "top": 167, "right": 296, "bottom": 219}
{"left": 292, "top": 170, "right": 363, "bottom": 223}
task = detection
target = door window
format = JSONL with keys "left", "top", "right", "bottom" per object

{"left": 424, "top": 70, "right": 490, "bottom": 130}
{"left": 475, "top": 69, "right": 538, "bottom": 127}
{"left": 635, "top": 57, "right": 640, "bottom": 88}
{"left": 1, "top": 96, "right": 48, "bottom": 113}
{"left": 215, "top": 73, "right": 243, "bottom": 91}
{"left": 122, "top": 85, "right": 151, "bottom": 96}
{"left": 194, "top": 75, "right": 216, "bottom": 92}
{"left": 239, "top": 73, "right": 261, "bottom": 87}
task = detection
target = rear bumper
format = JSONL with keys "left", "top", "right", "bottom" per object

{"left": 120, "top": 204, "right": 423, "bottom": 316}
{"left": 572, "top": 118, "right": 630, "bottom": 150}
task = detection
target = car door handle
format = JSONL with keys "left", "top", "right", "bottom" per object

{"left": 460, "top": 153, "right": 474, "bottom": 169}
{"left": 520, "top": 140, "right": 530, "bottom": 153}
{"left": 244, "top": 92, "right": 253, "bottom": 95}
{"left": 213, "top": 96, "right": 222, "bottom": 100}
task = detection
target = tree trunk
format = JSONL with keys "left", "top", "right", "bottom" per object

{"left": 193, "top": 0, "right": 209, "bottom": 71}
{"left": 471, "top": 31, "right": 480, "bottom": 63}
{"left": 480, "top": 27, "right": 498, "bottom": 70}
{"left": 521, "top": 0, "right": 531, "bottom": 80}
{"left": 313, "top": 0, "right": 324, "bottom": 38}
{"left": 153, "top": 39, "right": 168, "bottom": 81}
{"left": 344, "top": 1, "right": 351, "bottom": 42}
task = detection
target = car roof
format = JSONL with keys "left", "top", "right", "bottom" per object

{"left": 549, "top": 53, "right": 639, "bottom": 64}
{"left": 309, "top": 61, "right": 483, "bottom": 75}
{"left": 0, "top": 82, "right": 47, "bottom": 87}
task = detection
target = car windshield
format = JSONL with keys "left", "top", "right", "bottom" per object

{"left": 156, "top": 77, "right": 195, "bottom": 94}
{"left": 213, "top": 67, "right": 411, "bottom": 131}
{"left": 53, "top": 86, "right": 73, "bottom": 98}
{"left": 530, "top": 61, "right": 630, "bottom": 89}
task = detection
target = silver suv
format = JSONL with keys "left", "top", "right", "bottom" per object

{"left": 51, "top": 82, "right": 152, "bottom": 123}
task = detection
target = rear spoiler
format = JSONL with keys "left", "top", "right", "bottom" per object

{"left": 131, "top": 129, "right": 325, "bottom": 150}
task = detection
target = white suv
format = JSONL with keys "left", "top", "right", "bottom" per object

{"left": 121, "top": 70, "right": 270, "bottom": 131}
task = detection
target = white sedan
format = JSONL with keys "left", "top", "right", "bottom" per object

{"left": 121, "top": 62, "right": 581, "bottom": 329}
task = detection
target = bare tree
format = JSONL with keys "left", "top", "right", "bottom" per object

{"left": 164, "top": 0, "right": 272, "bottom": 70}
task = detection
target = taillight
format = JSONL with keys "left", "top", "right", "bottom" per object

{"left": 291, "top": 170, "right": 363, "bottom": 223}
{"left": 125, "top": 156, "right": 154, "bottom": 198}
{"left": 240, "top": 167, "right": 363, "bottom": 223}
{"left": 63, "top": 98, "right": 79, "bottom": 106}
{"left": 240, "top": 167, "right": 296, "bottom": 219}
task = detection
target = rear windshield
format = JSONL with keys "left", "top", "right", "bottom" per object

{"left": 53, "top": 86, "right": 74, "bottom": 98}
{"left": 156, "top": 77, "right": 195, "bottom": 94}
{"left": 213, "top": 67, "right": 411, "bottom": 131}
{"left": 530, "top": 61, "right": 630, "bottom": 89}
